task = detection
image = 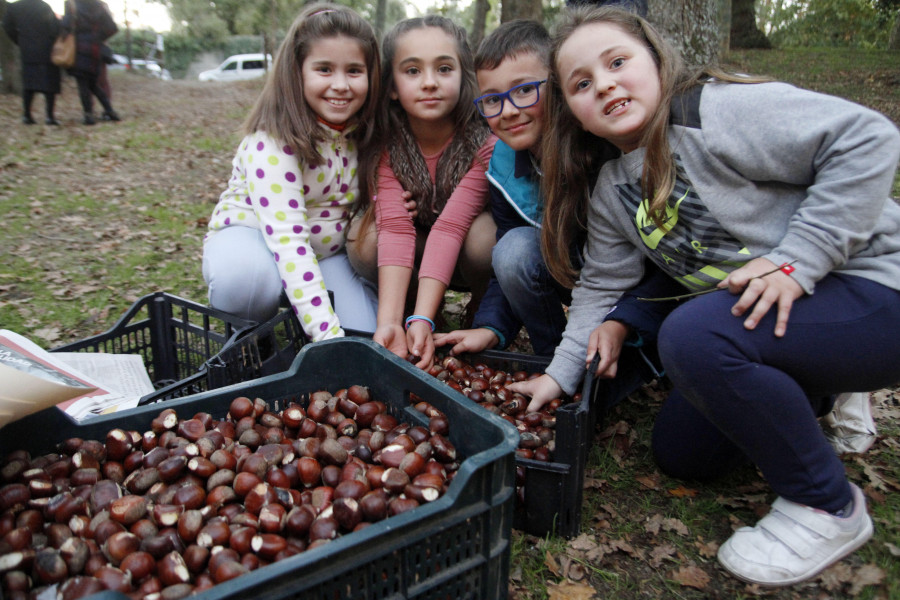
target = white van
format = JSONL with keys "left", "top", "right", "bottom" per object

{"left": 198, "top": 53, "right": 271, "bottom": 82}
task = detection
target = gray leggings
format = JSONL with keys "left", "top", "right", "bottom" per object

{"left": 202, "top": 227, "right": 377, "bottom": 333}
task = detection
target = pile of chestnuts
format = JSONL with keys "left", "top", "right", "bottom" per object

{"left": 0, "top": 386, "right": 459, "bottom": 600}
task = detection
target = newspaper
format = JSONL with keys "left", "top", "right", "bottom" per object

{"left": 0, "top": 330, "right": 155, "bottom": 427}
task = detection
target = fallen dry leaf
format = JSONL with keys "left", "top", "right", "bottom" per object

{"left": 636, "top": 473, "right": 661, "bottom": 489}
{"left": 662, "top": 517, "right": 690, "bottom": 536}
{"left": 668, "top": 485, "right": 699, "bottom": 498}
{"left": 547, "top": 580, "right": 596, "bottom": 600}
{"left": 848, "top": 564, "right": 885, "bottom": 596}
{"left": 649, "top": 543, "right": 677, "bottom": 568}
{"left": 670, "top": 565, "right": 711, "bottom": 590}
{"left": 544, "top": 550, "right": 561, "bottom": 577}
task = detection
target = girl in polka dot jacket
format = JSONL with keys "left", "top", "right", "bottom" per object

{"left": 203, "top": 3, "right": 380, "bottom": 341}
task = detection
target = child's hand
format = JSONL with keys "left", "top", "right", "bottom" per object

{"left": 433, "top": 328, "right": 499, "bottom": 356}
{"left": 374, "top": 324, "right": 409, "bottom": 359}
{"left": 402, "top": 191, "right": 418, "bottom": 220}
{"left": 720, "top": 257, "right": 804, "bottom": 337}
{"left": 507, "top": 374, "right": 564, "bottom": 413}
{"left": 406, "top": 321, "right": 435, "bottom": 369}
{"left": 586, "top": 321, "right": 628, "bottom": 378}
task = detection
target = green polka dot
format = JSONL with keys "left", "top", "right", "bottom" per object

{"left": 347, "top": 192, "right": 355, "bottom": 201}
{"left": 285, "top": 262, "right": 295, "bottom": 272}
{"left": 237, "top": 213, "right": 247, "bottom": 220}
{"left": 268, "top": 156, "right": 279, "bottom": 165}
{"left": 279, "top": 235, "right": 289, "bottom": 245}
{"left": 271, "top": 184, "right": 282, "bottom": 194}
{"left": 322, "top": 236, "right": 332, "bottom": 244}
{"left": 348, "top": 142, "right": 356, "bottom": 152}
{"left": 303, "top": 314, "right": 312, "bottom": 324}
{"left": 328, "top": 195, "right": 336, "bottom": 203}
{"left": 317, "top": 173, "right": 325, "bottom": 183}
{"left": 249, "top": 182, "right": 255, "bottom": 192}
{"left": 319, "top": 281, "right": 326, "bottom": 290}
{"left": 293, "top": 289, "right": 303, "bottom": 299}
{"left": 247, "top": 153, "right": 253, "bottom": 163}
{"left": 275, "top": 211, "right": 286, "bottom": 221}
{"left": 351, "top": 167, "right": 357, "bottom": 177}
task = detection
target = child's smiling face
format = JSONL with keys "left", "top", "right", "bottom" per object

{"left": 556, "top": 21, "right": 661, "bottom": 153}
{"left": 301, "top": 35, "right": 369, "bottom": 126}
{"left": 476, "top": 52, "right": 549, "bottom": 156}
{"left": 390, "top": 26, "right": 462, "bottom": 129}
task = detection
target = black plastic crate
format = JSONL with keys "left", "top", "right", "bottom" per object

{"left": 206, "top": 306, "right": 308, "bottom": 392}
{"left": 467, "top": 348, "right": 647, "bottom": 539}
{"left": 51, "top": 292, "right": 255, "bottom": 406}
{"left": 0, "top": 338, "right": 518, "bottom": 600}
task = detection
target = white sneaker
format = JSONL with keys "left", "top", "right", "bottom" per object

{"left": 717, "top": 483, "right": 873, "bottom": 586}
{"left": 820, "top": 392, "right": 877, "bottom": 454}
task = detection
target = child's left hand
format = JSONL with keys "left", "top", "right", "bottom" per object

{"left": 406, "top": 321, "right": 435, "bottom": 370}
{"left": 720, "top": 257, "right": 804, "bottom": 337}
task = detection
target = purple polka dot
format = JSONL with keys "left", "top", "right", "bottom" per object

{"left": 274, "top": 253, "right": 281, "bottom": 262}
{"left": 244, "top": 196, "right": 251, "bottom": 205}
{"left": 323, "top": 186, "right": 331, "bottom": 195}
{"left": 302, "top": 186, "right": 310, "bottom": 195}
{"left": 260, "top": 197, "right": 269, "bottom": 207}
{"left": 311, "top": 297, "right": 322, "bottom": 307}
{"left": 343, "top": 157, "right": 349, "bottom": 167}
{"left": 224, "top": 218, "right": 231, "bottom": 225}
{"left": 257, "top": 141, "right": 265, "bottom": 151}
{"left": 283, "top": 145, "right": 293, "bottom": 155}
{"left": 297, "top": 246, "right": 306, "bottom": 255}
{"left": 256, "top": 169, "right": 265, "bottom": 179}
{"left": 303, "top": 272, "right": 314, "bottom": 281}
{"left": 311, "top": 225, "right": 322, "bottom": 234}
{"left": 327, "top": 158, "right": 333, "bottom": 168}
{"left": 292, "top": 305, "right": 299, "bottom": 315}
{"left": 281, "top": 280, "right": 287, "bottom": 288}
{"left": 330, "top": 244, "right": 340, "bottom": 252}
{"left": 265, "top": 225, "right": 273, "bottom": 235}
{"left": 285, "top": 172, "right": 296, "bottom": 183}
{"left": 321, "top": 210, "right": 330, "bottom": 218}
{"left": 340, "top": 184, "right": 349, "bottom": 193}
{"left": 331, "top": 200, "right": 340, "bottom": 207}
{"left": 293, "top": 225, "right": 304, "bottom": 234}
{"left": 335, "top": 223, "right": 343, "bottom": 232}
{"left": 319, "top": 322, "right": 328, "bottom": 332}
{"left": 309, "top": 163, "right": 318, "bottom": 170}
{"left": 341, "top": 211, "right": 348, "bottom": 219}
{"left": 289, "top": 199, "right": 299, "bottom": 209}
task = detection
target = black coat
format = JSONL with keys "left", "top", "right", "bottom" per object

{"left": 2, "top": 0, "right": 61, "bottom": 93}
{"left": 61, "top": 0, "right": 117, "bottom": 76}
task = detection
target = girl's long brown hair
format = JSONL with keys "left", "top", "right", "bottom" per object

{"left": 541, "top": 5, "right": 765, "bottom": 287}
{"left": 242, "top": 2, "right": 381, "bottom": 220}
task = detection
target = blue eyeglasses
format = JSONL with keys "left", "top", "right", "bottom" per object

{"left": 473, "top": 80, "right": 547, "bottom": 118}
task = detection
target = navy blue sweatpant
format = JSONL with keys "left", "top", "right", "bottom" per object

{"left": 651, "top": 274, "right": 900, "bottom": 512}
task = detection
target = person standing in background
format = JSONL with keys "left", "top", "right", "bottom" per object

{"left": 3, "top": 0, "right": 62, "bottom": 125}
{"left": 62, "top": 0, "right": 120, "bottom": 125}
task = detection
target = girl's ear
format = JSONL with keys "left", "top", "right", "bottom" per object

{"left": 389, "top": 85, "right": 399, "bottom": 101}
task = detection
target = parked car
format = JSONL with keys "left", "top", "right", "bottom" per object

{"left": 198, "top": 54, "right": 271, "bottom": 82}
{"left": 109, "top": 54, "right": 172, "bottom": 80}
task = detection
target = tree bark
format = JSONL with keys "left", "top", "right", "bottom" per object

{"left": 730, "top": 0, "right": 771, "bottom": 48}
{"left": 1, "top": 0, "right": 21, "bottom": 95}
{"left": 374, "top": 0, "right": 387, "bottom": 37}
{"left": 470, "top": 0, "right": 490, "bottom": 49}
{"left": 647, "top": 0, "right": 722, "bottom": 66}
{"left": 501, "top": 0, "right": 542, "bottom": 23}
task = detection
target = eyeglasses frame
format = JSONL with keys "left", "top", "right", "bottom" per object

{"left": 473, "top": 79, "right": 548, "bottom": 118}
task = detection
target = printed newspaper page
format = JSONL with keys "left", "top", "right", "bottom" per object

{"left": 0, "top": 330, "right": 154, "bottom": 427}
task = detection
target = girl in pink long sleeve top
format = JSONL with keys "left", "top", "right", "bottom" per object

{"left": 350, "top": 15, "right": 497, "bottom": 368}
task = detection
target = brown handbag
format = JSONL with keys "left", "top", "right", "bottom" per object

{"left": 51, "top": 32, "right": 75, "bottom": 68}
{"left": 51, "top": 1, "right": 76, "bottom": 68}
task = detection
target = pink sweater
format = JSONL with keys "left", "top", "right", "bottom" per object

{"left": 375, "top": 134, "right": 497, "bottom": 284}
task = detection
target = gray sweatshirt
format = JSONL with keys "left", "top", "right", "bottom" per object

{"left": 546, "top": 80, "right": 900, "bottom": 395}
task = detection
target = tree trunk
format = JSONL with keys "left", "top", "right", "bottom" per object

{"left": 889, "top": 8, "right": 900, "bottom": 50}
{"left": 730, "top": 0, "right": 771, "bottom": 48}
{"left": 1, "top": 0, "right": 21, "bottom": 95}
{"left": 501, "top": 0, "right": 541, "bottom": 23}
{"left": 374, "top": 0, "right": 386, "bottom": 37}
{"left": 470, "top": 0, "right": 490, "bottom": 49}
{"left": 647, "top": 0, "right": 722, "bottom": 66}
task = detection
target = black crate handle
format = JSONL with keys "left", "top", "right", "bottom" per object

{"left": 582, "top": 353, "right": 607, "bottom": 431}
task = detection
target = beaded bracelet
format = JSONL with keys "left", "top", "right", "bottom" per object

{"left": 404, "top": 315, "right": 435, "bottom": 332}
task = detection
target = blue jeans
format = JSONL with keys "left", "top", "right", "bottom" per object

{"left": 492, "top": 227, "right": 571, "bottom": 356}
{"left": 652, "top": 274, "right": 900, "bottom": 512}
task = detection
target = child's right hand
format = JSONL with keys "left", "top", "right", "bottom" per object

{"left": 586, "top": 321, "right": 629, "bottom": 379}
{"left": 374, "top": 324, "right": 409, "bottom": 360}
{"left": 507, "top": 374, "right": 564, "bottom": 413}
{"left": 433, "top": 328, "right": 499, "bottom": 356}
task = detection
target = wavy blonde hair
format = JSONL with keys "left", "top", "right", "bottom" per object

{"left": 541, "top": 5, "right": 766, "bottom": 287}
